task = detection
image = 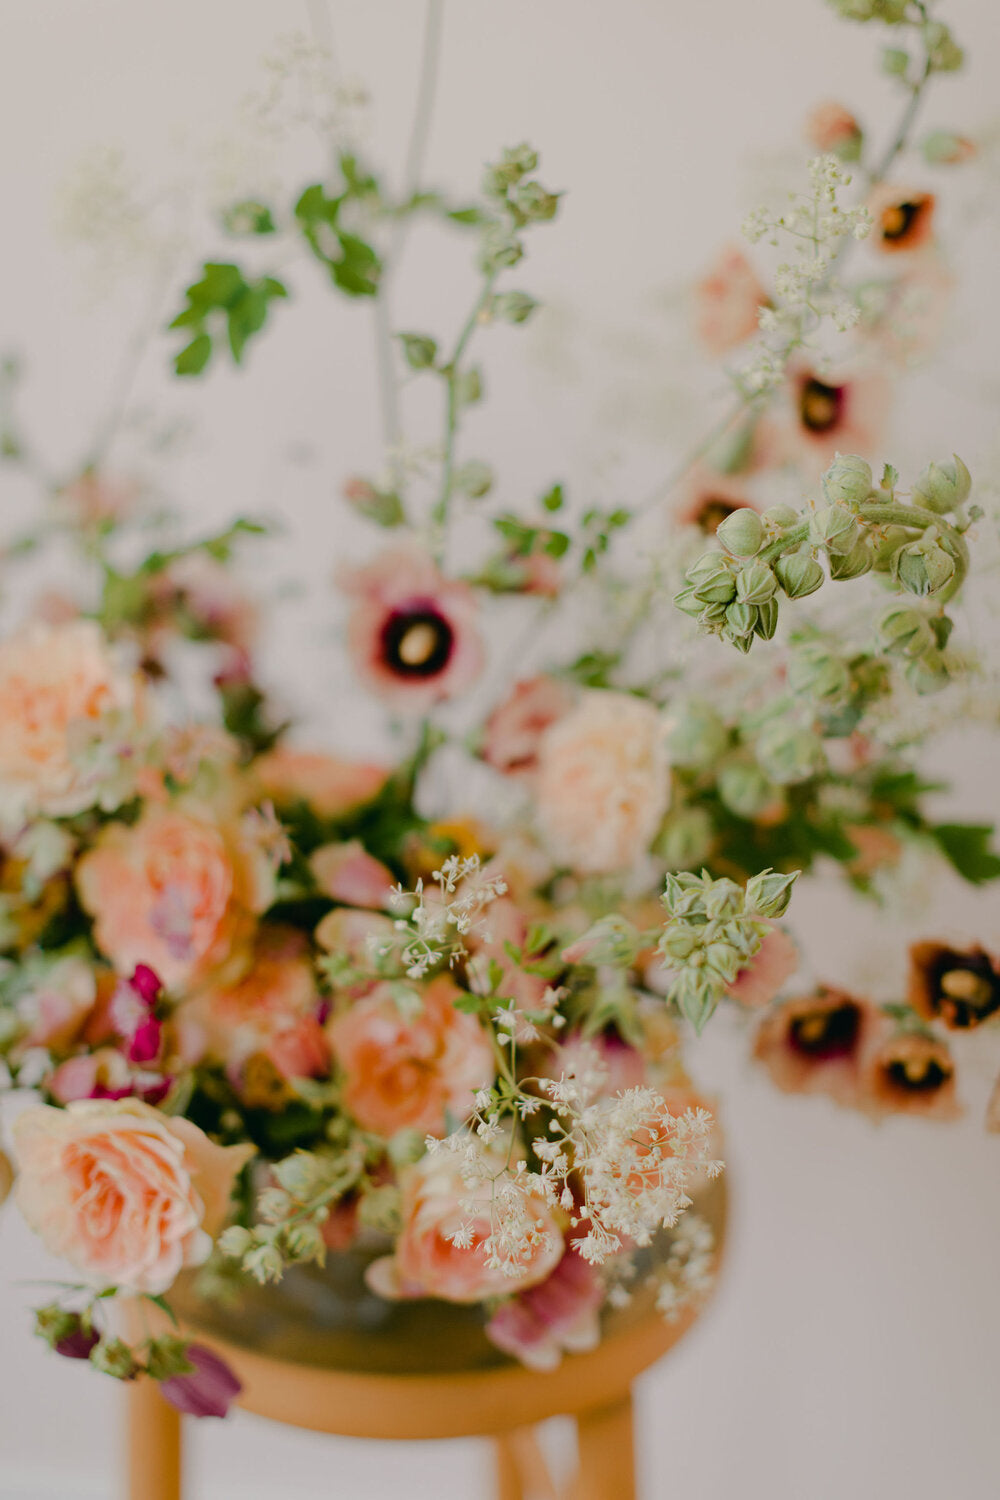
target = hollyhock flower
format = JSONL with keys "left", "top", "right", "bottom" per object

{"left": 727, "top": 926, "right": 798, "bottom": 1008}
{"left": 253, "top": 748, "right": 388, "bottom": 820}
{"left": 171, "top": 928, "right": 328, "bottom": 1090}
{"left": 553, "top": 1030, "right": 648, "bottom": 1098}
{"left": 158, "top": 1344, "right": 242, "bottom": 1419}
{"left": 806, "top": 102, "right": 862, "bottom": 158}
{"left": 481, "top": 676, "right": 574, "bottom": 780}
{"left": 309, "top": 841, "right": 395, "bottom": 910}
{"left": 868, "top": 186, "right": 936, "bottom": 254}
{"left": 860, "top": 1032, "right": 960, "bottom": 1122}
{"left": 674, "top": 468, "right": 756, "bottom": 535}
{"left": 535, "top": 691, "right": 670, "bottom": 874}
{"left": 694, "top": 246, "right": 769, "bottom": 355}
{"left": 860, "top": 250, "right": 954, "bottom": 368}
{"left": 777, "top": 361, "right": 892, "bottom": 469}
{"left": 485, "top": 1246, "right": 603, "bottom": 1371}
{"left": 907, "top": 942, "right": 1000, "bottom": 1030}
{"left": 753, "top": 986, "right": 881, "bottom": 1106}
{"left": 328, "top": 975, "right": 493, "bottom": 1138}
{"left": 12, "top": 1099, "right": 253, "bottom": 1294}
{"left": 77, "top": 805, "right": 273, "bottom": 992}
{"left": 365, "top": 1152, "right": 563, "bottom": 1304}
{"left": 341, "top": 545, "right": 485, "bottom": 711}
{"left": 0, "top": 620, "right": 141, "bottom": 827}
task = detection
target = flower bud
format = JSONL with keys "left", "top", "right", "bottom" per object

{"left": 217, "top": 1225, "right": 253, "bottom": 1259}
{"left": 809, "top": 505, "right": 860, "bottom": 556}
{"left": 904, "top": 649, "right": 951, "bottom": 694}
{"left": 90, "top": 1337, "right": 140, "bottom": 1381}
{"left": 704, "top": 941, "right": 741, "bottom": 982}
{"left": 822, "top": 453, "right": 873, "bottom": 505}
{"left": 342, "top": 477, "right": 404, "bottom": 528}
{"left": 653, "top": 807, "right": 715, "bottom": 869}
{"left": 754, "top": 598, "right": 779, "bottom": 640}
{"left": 492, "top": 291, "right": 538, "bottom": 324}
{"left": 892, "top": 536, "right": 956, "bottom": 596}
{"left": 285, "top": 1221, "right": 326, "bottom": 1262}
{"left": 666, "top": 700, "right": 729, "bottom": 769}
{"left": 774, "top": 553, "right": 825, "bottom": 599}
{"left": 921, "top": 130, "right": 976, "bottom": 166}
{"left": 755, "top": 722, "right": 825, "bottom": 785}
{"left": 735, "top": 561, "right": 777, "bottom": 605}
{"left": 876, "top": 604, "right": 935, "bottom": 658}
{"left": 145, "top": 1336, "right": 195, "bottom": 1382}
{"left": 763, "top": 504, "right": 800, "bottom": 530}
{"left": 725, "top": 600, "right": 757, "bottom": 638}
{"left": 245, "top": 1243, "right": 285, "bottom": 1284}
{"left": 924, "top": 20, "right": 963, "bottom": 72}
{"left": 911, "top": 456, "right": 971, "bottom": 513}
{"left": 828, "top": 536, "right": 874, "bottom": 580}
{"left": 718, "top": 762, "right": 778, "bottom": 819}
{"left": 674, "top": 586, "right": 707, "bottom": 619}
{"left": 454, "top": 459, "right": 493, "bottom": 498}
{"left": 882, "top": 47, "right": 910, "bottom": 76}
{"left": 788, "top": 643, "right": 851, "bottom": 703}
{"left": 716, "top": 507, "right": 764, "bottom": 558}
{"left": 745, "top": 869, "right": 798, "bottom": 919}
{"left": 397, "top": 333, "right": 437, "bottom": 371}
{"left": 561, "top": 915, "right": 642, "bottom": 967}
{"left": 688, "top": 553, "right": 738, "bottom": 604}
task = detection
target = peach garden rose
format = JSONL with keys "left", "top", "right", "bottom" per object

{"left": 13, "top": 1099, "right": 253, "bottom": 1294}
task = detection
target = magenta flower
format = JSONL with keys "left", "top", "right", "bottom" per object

{"left": 157, "top": 1344, "right": 242, "bottom": 1419}
{"left": 109, "top": 966, "right": 164, "bottom": 1066}
{"left": 54, "top": 1322, "right": 100, "bottom": 1361}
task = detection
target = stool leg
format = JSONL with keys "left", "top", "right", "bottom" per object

{"left": 126, "top": 1378, "right": 182, "bottom": 1500}
{"left": 570, "top": 1393, "right": 635, "bottom": 1500}
{"left": 494, "top": 1428, "right": 558, "bottom": 1500}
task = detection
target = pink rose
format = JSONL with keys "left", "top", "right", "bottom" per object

{"left": 253, "top": 748, "right": 388, "bottom": 820}
{"left": 365, "top": 1152, "right": 563, "bottom": 1304}
{"left": 77, "top": 805, "right": 273, "bottom": 992}
{"left": 481, "top": 676, "right": 574, "bottom": 780}
{"left": 727, "top": 926, "right": 798, "bottom": 1008}
{"left": 0, "top": 621, "right": 140, "bottom": 826}
{"left": 329, "top": 975, "right": 494, "bottom": 1138}
{"left": 309, "top": 841, "right": 395, "bottom": 909}
{"left": 694, "top": 246, "right": 769, "bottom": 355}
{"left": 485, "top": 1247, "right": 603, "bottom": 1370}
{"left": 535, "top": 692, "right": 670, "bottom": 874}
{"left": 12, "top": 1099, "right": 253, "bottom": 1294}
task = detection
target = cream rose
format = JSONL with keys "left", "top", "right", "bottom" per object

{"left": 0, "top": 620, "right": 139, "bottom": 826}
{"left": 535, "top": 691, "right": 670, "bottom": 874}
{"left": 12, "top": 1099, "right": 253, "bottom": 1294}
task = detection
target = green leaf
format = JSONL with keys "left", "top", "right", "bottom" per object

{"left": 174, "top": 333, "right": 212, "bottom": 377}
{"left": 222, "top": 199, "right": 277, "bottom": 236}
{"left": 143, "top": 1294, "right": 179, "bottom": 1329}
{"left": 929, "top": 823, "right": 1000, "bottom": 885}
{"left": 541, "top": 483, "right": 565, "bottom": 513}
{"left": 398, "top": 333, "right": 438, "bottom": 371}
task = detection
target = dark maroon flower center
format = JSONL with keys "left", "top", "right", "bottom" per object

{"left": 788, "top": 1001, "right": 860, "bottom": 1059}
{"left": 695, "top": 497, "right": 741, "bottom": 535}
{"left": 885, "top": 1054, "right": 951, "bottom": 1094}
{"left": 930, "top": 954, "right": 1000, "bottom": 1028}
{"left": 799, "top": 378, "right": 845, "bottom": 434}
{"left": 880, "top": 200, "right": 924, "bottom": 244}
{"left": 380, "top": 605, "right": 455, "bottom": 679}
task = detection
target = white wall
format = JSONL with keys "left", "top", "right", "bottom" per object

{"left": 1, "top": 3, "right": 999, "bottom": 1497}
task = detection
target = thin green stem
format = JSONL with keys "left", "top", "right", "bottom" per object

{"left": 431, "top": 272, "right": 497, "bottom": 554}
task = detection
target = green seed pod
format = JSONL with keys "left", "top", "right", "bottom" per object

{"left": 716, "top": 506, "right": 765, "bottom": 558}
{"left": 828, "top": 536, "right": 874, "bottom": 580}
{"left": 809, "top": 505, "right": 861, "bottom": 557}
{"left": 688, "top": 552, "right": 738, "bottom": 604}
{"left": 754, "top": 598, "right": 780, "bottom": 639}
{"left": 774, "top": 553, "right": 825, "bottom": 599}
{"left": 876, "top": 604, "right": 935, "bottom": 658}
{"left": 735, "top": 561, "right": 777, "bottom": 605}
{"left": 725, "top": 600, "right": 757, "bottom": 637}
{"left": 911, "top": 456, "right": 972, "bottom": 514}
{"left": 892, "top": 537, "right": 956, "bottom": 596}
{"left": 674, "top": 586, "right": 706, "bottom": 619}
{"left": 870, "top": 525, "right": 912, "bottom": 573}
{"left": 762, "top": 504, "right": 801, "bottom": 530}
{"left": 822, "top": 453, "right": 873, "bottom": 505}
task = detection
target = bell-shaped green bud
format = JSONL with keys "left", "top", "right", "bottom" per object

{"left": 788, "top": 643, "right": 851, "bottom": 704}
{"left": 717, "top": 507, "right": 765, "bottom": 558}
{"left": 822, "top": 453, "right": 873, "bottom": 505}
{"left": 774, "top": 553, "right": 825, "bottom": 599}
{"left": 745, "top": 868, "right": 799, "bottom": 919}
{"left": 666, "top": 700, "right": 729, "bottom": 769}
{"left": 828, "top": 536, "right": 874, "bottom": 580}
{"left": 654, "top": 807, "right": 715, "bottom": 869}
{"left": 892, "top": 535, "right": 956, "bottom": 596}
{"left": 725, "top": 600, "right": 757, "bottom": 637}
{"left": 674, "top": 586, "right": 707, "bottom": 619}
{"left": 870, "top": 525, "right": 911, "bottom": 573}
{"left": 876, "top": 604, "right": 935, "bottom": 658}
{"left": 735, "top": 561, "right": 777, "bottom": 605}
{"left": 754, "top": 598, "right": 779, "bottom": 639}
{"left": 755, "top": 721, "right": 825, "bottom": 785}
{"left": 688, "top": 552, "right": 738, "bottom": 604}
{"left": 904, "top": 648, "right": 951, "bottom": 695}
{"left": 90, "top": 1338, "right": 140, "bottom": 1381}
{"left": 762, "top": 504, "right": 800, "bottom": 530}
{"left": 911, "top": 456, "right": 971, "bottom": 514}
{"left": 704, "top": 941, "right": 741, "bottom": 982}
{"left": 809, "top": 505, "right": 860, "bottom": 557}
{"left": 717, "top": 761, "right": 778, "bottom": 819}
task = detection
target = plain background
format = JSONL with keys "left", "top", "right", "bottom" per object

{"left": 1, "top": 2, "right": 999, "bottom": 1497}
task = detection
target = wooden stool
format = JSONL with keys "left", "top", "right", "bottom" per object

{"left": 126, "top": 1180, "right": 725, "bottom": 1498}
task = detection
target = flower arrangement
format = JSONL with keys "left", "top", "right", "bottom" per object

{"left": 0, "top": 0, "right": 997, "bottom": 1419}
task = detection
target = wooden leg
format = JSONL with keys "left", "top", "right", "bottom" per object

{"left": 126, "top": 1378, "right": 182, "bottom": 1500}
{"left": 494, "top": 1427, "right": 558, "bottom": 1500}
{"left": 570, "top": 1393, "right": 635, "bottom": 1500}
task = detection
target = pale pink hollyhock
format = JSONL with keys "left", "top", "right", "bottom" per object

{"left": 694, "top": 246, "right": 769, "bottom": 355}
{"left": 859, "top": 1032, "right": 960, "bottom": 1122}
{"left": 552, "top": 1030, "right": 647, "bottom": 1098}
{"left": 486, "top": 1246, "right": 602, "bottom": 1370}
{"left": 773, "top": 361, "right": 893, "bottom": 470}
{"left": 535, "top": 691, "right": 670, "bottom": 874}
{"left": 861, "top": 250, "right": 954, "bottom": 369}
{"left": 753, "top": 986, "right": 882, "bottom": 1107}
{"left": 341, "top": 545, "right": 485, "bottom": 711}
{"left": 868, "top": 186, "right": 936, "bottom": 255}
{"left": 12, "top": 1098, "right": 253, "bottom": 1294}
{"left": 309, "top": 841, "right": 395, "bottom": 910}
{"left": 673, "top": 466, "right": 757, "bottom": 535}
{"left": 158, "top": 1344, "right": 242, "bottom": 1419}
{"left": 171, "top": 928, "right": 328, "bottom": 1086}
{"left": 328, "top": 975, "right": 493, "bottom": 1138}
{"left": 806, "top": 102, "right": 861, "bottom": 156}
{"left": 481, "top": 676, "right": 574, "bottom": 780}
{"left": 253, "top": 748, "right": 388, "bottom": 820}
{"left": 77, "top": 805, "right": 273, "bottom": 993}
{"left": 0, "top": 620, "right": 141, "bottom": 825}
{"left": 365, "top": 1152, "right": 563, "bottom": 1304}
{"left": 727, "top": 926, "right": 798, "bottom": 1008}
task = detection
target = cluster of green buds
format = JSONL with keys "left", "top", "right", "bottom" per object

{"left": 658, "top": 868, "right": 799, "bottom": 1031}
{"left": 33, "top": 1302, "right": 197, "bottom": 1384}
{"left": 479, "top": 144, "right": 560, "bottom": 275}
{"left": 675, "top": 453, "right": 973, "bottom": 689}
